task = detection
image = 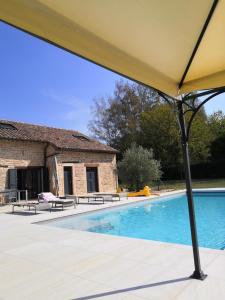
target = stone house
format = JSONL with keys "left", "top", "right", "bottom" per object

{"left": 0, "top": 120, "right": 118, "bottom": 198}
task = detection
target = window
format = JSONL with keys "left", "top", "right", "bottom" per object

{"left": 86, "top": 167, "right": 99, "bottom": 193}
{"left": 0, "top": 123, "right": 17, "bottom": 130}
{"left": 72, "top": 134, "right": 89, "bottom": 141}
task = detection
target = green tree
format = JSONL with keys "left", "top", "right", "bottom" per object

{"left": 118, "top": 144, "right": 161, "bottom": 190}
{"left": 89, "top": 80, "right": 213, "bottom": 169}
{"left": 210, "top": 134, "right": 225, "bottom": 161}
{"left": 187, "top": 110, "right": 211, "bottom": 163}
{"left": 140, "top": 104, "right": 181, "bottom": 166}
{"left": 208, "top": 111, "right": 225, "bottom": 161}
{"left": 88, "top": 80, "right": 161, "bottom": 153}
{"left": 208, "top": 111, "right": 225, "bottom": 137}
{"left": 140, "top": 103, "right": 211, "bottom": 166}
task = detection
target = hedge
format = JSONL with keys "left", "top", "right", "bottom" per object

{"left": 162, "top": 160, "right": 225, "bottom": 180}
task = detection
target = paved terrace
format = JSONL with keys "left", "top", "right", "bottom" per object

{"left": 0, "top": 191, "right": 225, "bottom": 300}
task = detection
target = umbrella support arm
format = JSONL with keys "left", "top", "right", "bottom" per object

{"left": 177, "top": 101, "right": 207, "bottom": 280}
{"left": 159, "top": 87, "right": 225, "bottom": 280}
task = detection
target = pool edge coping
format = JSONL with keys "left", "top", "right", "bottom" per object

{"left": 34, "top": 190, "right": 185, "bottom": 225}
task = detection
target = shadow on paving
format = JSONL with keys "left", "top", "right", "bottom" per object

{"left": 73, "top": 277, "right": 191, "bottom": 300}
{"left": 5, "top": 211, "right": 41, "bottom": 216}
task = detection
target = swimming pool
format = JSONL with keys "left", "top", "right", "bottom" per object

{"left": 43, "top": 191, "right": 225, "bottom": 250}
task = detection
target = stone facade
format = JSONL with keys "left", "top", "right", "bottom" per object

{"left": 52, "top": 150, "right": 117, "bottom": 196}
{"left": 0, "top": 139, "right": 46, "bottom": 190}
{"left": 0, "top": 139, "right": 117, "bottom": 196}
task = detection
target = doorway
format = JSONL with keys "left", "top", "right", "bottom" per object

{"left": 64, "top": 166, "right": 73, "bottom": 195}
{"left": 86, "top": 167, "right": 99, "bottom": 193}
{"left": 8, "top": 167, "right": 47, "bottom": 199}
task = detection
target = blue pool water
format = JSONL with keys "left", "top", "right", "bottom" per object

{"left": 43, "top": 192, "right": 225, "bottom": 250}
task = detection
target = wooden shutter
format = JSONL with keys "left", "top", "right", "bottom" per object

{"left": 8, "top": 169, "right": 17, "bottom": 189}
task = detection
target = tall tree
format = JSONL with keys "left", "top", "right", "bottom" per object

{"left": 88, "top": 80, "right": 161, "bottom": 153}
{"left": 89, "top": 80, "right": 213, "bottom": 167}
{"left": 210, "top": 134, "right": 225, "bottom": 161}
{"left": 208, "top": 111, "right": 225, "bottom": 161}
{"left": 187, "top": 109, "right": 211, "bottom": 163}
{"left": 140, "top": 104, "right": 181, "bottom": 166}
{"left": 208, "top": 111, "right": 225, "bottom": 138}
{"left": 140, "top": 103, "right": 211, "bottom": 166}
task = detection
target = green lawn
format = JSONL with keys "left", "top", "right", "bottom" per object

{"left": 157, "top": 178, "right": 225, "bottom": 191}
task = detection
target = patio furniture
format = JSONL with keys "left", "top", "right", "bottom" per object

{"left": 8, "top": 190, "right": 17, "bottom": 202}
{"left": 77, "top": 195, "right": 104, "bottom": 204}
{"left": 119, "top": 192, "right": 128, "bottom": 200}
{"left": 38, "top": 192, "right": 76, "bottom": 210}
{"left": 0, "top": 189, "right": 17, "bottom": 204}
{"left": 50, "top": 197, "right": 76, "bottom": 210}
{"left": 11, "top": 200, "right": 51, "bottom": 214}
{"left": 0, "top": 189, "right": 29, "bottom": 205}
{"left": 94, "top": 193, "right": 120, "bottom": 202}
{"left": 17, "top": 190, "right": 28, "bottom": 202}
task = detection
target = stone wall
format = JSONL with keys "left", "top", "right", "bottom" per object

{"left": 49, "top": 150, "right": 117, "bottom": 196}
{"left": 0, "top": 139, "right": 117, "bottom": 196}
{"left": 0, "top": 139, "right": 46, "bottom": 190}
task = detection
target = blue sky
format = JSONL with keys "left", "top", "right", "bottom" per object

{"left": 0, "top": 22, "right": 225, "bottom": 135}
{"left": 0, "top": 22, "right": 124, "bottom": 134}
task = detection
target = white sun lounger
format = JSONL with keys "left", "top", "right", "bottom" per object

{"left": 11, "top": 200, "right": 51, "bottom": 214}
{"left": 38, "top": 192, "right": 76, "bottom": 210}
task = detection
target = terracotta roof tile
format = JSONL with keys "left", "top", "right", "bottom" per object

{"left": 0, "top": 120, "right": 118, "bottom": 154}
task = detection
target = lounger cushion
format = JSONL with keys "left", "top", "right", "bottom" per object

{"left": 38, "top": 192, "right": 59, "bottom": 203}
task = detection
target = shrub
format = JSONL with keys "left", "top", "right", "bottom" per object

{"left": 118, "top": 143, "right": 162, "bottom": 191}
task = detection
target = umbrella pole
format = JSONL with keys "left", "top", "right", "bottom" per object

{"left": 177, "top": 101, "right": 207, "bottom": 280}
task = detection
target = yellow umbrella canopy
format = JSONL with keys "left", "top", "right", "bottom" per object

{"left": 0, "top": 0, "right": 224, "bottom": 97}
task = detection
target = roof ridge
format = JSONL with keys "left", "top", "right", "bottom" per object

{"left": 0, "top": 119, "right": 86, "bottom": 135}
{"left": 0, "top": 119, "right": 118, "bottom": 153}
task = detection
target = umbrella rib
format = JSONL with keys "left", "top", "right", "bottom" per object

{"left": 178, "top": 0, "right": 219, "bottom": 90}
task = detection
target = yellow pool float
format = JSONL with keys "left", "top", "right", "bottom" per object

{"left": 128, "top": 186, "right": 160, "bottom": 197}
